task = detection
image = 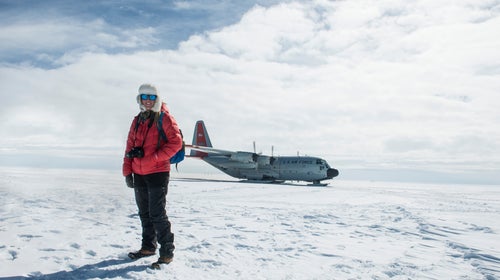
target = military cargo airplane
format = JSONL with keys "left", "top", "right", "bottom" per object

{"left": 186, "top": 120, "right": 339, "bottom": 185}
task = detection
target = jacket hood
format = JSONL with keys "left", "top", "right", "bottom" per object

{"left": 136, "top": 83, "right": 162, "bottom": 112}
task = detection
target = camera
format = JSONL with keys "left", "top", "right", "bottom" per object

{"left": 126, "top": 147, "right": 144, "bottom": 158}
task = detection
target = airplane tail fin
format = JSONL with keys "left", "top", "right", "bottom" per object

{"left": 190, "top": 120, "right": 212, "bottom": 157}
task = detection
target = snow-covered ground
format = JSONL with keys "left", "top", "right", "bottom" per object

{"left": 0, "top": 167, "right": 499, "bottom": 280}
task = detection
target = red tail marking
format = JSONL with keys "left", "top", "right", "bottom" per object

{"left": 192, "top": 121, "right": 209, "bottom": 158}
{"left": 196, "top": 122, "right": 208, "bottom": 147}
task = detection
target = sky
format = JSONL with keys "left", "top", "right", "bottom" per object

{"left": 0, "top": 0, "right": 499, "bottom": 184}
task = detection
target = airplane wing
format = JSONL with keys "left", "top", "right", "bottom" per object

{"left": 186, "top": 144, "right": 274, "bottom": 165}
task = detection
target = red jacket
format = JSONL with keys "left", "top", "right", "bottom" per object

{"left": 122, "top": 103, "right": 183, "bottom": 176}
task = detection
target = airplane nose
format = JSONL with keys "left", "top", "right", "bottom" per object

{"left": 327, "top": 168, "right": 339, "bottom": 179}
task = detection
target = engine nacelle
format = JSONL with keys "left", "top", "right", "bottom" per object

{"left": 255, "top": 155, "right": 271, "bottom": 166}
{"left": 230, "top": 152, "right": 256, "bottom": 163}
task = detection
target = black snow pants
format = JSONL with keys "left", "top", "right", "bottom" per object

{"left": 133, "top": 172, "right": 175, "bottom": 258}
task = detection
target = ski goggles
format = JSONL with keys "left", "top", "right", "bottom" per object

{"left": 140, "top": 94, "right": 157, "bottom": 101}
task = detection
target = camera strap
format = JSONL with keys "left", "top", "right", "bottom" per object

{"left": 133, "top": 113, "right": 155, "bottom": 148}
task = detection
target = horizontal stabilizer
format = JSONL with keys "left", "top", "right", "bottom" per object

{"left": 186, "top": 144, "right": 233, "bottom": 156}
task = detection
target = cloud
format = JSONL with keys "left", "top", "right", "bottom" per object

{"left": 0, "top": 0, "right": 499, "bottom": 182}
{"left": 0, "top": 17, "right": 158, "bottom": 66}
{"left": 0, "top": 0, "right": 285, "bottom": 67}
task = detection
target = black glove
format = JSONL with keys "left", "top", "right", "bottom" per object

{"left": 125, "top": 174, "right": 134, "bottom": 188}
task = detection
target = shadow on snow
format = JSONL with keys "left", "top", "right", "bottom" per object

{"left": 173, "top": 177, "right": 333, "bottom": 187}
{"left": 0, "top": 258, "right": 146, "bottom": 280}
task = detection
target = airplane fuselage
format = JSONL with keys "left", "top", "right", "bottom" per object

{"left": 203, "top": 154, "right": 338, "bottom": 184}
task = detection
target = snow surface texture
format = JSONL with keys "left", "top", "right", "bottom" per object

{"left": 0, "top": 168, "right": 499, "bottom": 280}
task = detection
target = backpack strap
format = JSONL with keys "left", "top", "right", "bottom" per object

{"left": 157, "top": 112, "right": 167, "bottom": 146}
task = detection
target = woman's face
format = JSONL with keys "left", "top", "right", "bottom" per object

{"left": 140, "top": 94, "right": 157, "bottom": 111}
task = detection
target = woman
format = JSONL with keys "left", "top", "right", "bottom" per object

{"left": 123, "top": 83, "right": 183, "bottom": 267}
